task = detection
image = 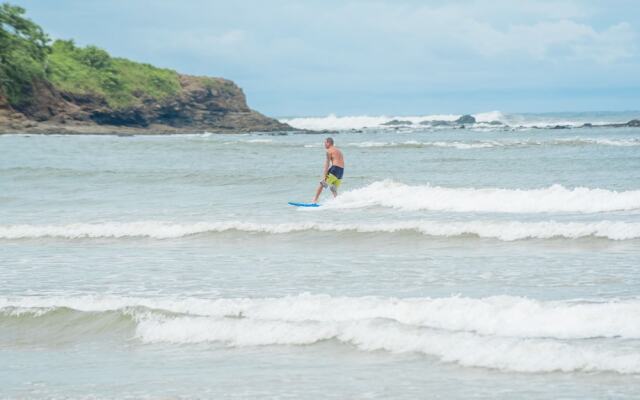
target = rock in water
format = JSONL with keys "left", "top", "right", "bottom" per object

{"left": 420, "top": 120, "right": 452, "bottom": 126}
{"left": 455, "top": 114, "right": 476, "bottom": 124}
{"left": 382, "top": 119, "right": 412, "bottom": 126}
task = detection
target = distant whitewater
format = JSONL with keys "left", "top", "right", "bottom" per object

{"left": 282, "top": 111, "right": 505, "bottom": 130}
{"left": 280, "top": 111, "right": 638, "bottom": 131}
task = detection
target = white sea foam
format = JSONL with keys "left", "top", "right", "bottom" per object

{"left": 328, "top": 181, "right": 640, "bottom": 213}
{"left": 343, "top": 140, "right": 500, "bottom": 149}
{"left": 3, "top": 294, "right": 640, "bottom": 373}
{"left": 282, "top": 114, "right": 395, "bottom": 130}
{"left": 5, "top": 294, "right": 638, "bottom": 339}
{"left": 240, "top": 138, "right": 273, "bottom": 144}
{"left": 136, "top": 316, "right": 640, "bottom": 373}
{"left": 0, "top": 219, "right": 639, "bottom": 241}
{"left": 574, "top": 138, "right": 640, "bottom": 146}
{"left": 279, "top": 111, "right": 637, "bottom": 131}
{"left": 340, "top": 138, "right": 640, "bottom": 149}
{"left": 540, "top": 137, "right": 640, "bottom": 147}
{"left": 280, "top": 112, "right": 500, "bottom": 130}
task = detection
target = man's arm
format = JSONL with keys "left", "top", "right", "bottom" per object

{"left": 322, "top": 151, "right": 330, "bottom": 179}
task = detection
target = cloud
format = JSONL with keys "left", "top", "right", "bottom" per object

{"left": 133, "top": 0, "right": 637, "bottom": 76}
{"left": 489, "top": 20, "right": 636, "bottom": 63}
{"left": 143, "top": 29, "right": 247, "bottom": 54}
{"left": 317, "top": 2, "right": 637, "bottom": 64}
{"left": 14, "top": 0, "right": 640, "bottom": 114}
{"left": 215, "top": 30, "right": 247, "bottom": 46}
{"left": 574, "top": 22, "right": 637, "bottom": 64}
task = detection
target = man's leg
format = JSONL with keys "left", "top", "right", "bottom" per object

{"left": 313, "top": 181, "right": 327, "bottom": 203}
{"left": 328, "top": 176, "right": 341, "bottom": 198}
{"left": 330, "top": 185, "right": 338, "bottom": 198}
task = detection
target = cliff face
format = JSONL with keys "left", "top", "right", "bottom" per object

{"left": 1, "top": 75, "right": 291, "bottom": 134}
{"left": 0, "top": 92, "right": 28, "bottom": 128}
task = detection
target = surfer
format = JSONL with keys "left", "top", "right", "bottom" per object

{"left": 313, "top": 137, "right": 344, "bottom": 203}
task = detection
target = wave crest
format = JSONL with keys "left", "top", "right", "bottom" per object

{"left": 0, "top": 219, "right": 639, "bottom": 241}
{"left": 3, "top": 294, "right": 640, "bottom": 373}
{"left": 329, "top": 181, "right": 640, "bottom": 213}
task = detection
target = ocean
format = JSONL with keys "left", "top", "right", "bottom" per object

{"left": 2, "top": 111, "right": 640, "bottom": 399}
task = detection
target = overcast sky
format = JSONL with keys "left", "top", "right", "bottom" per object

{"left": 12, "top": 0, "right": 640, "bottom": 116}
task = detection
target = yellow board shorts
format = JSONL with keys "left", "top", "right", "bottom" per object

{"left": 324, "top": 174, "right": 342, "bottom": 189}
{"left": 321, "top": 166, "right": 344, "bottom": 191}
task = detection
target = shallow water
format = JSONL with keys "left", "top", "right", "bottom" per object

{"left": 2, "top": 117, "right": 640, "bottom": 399}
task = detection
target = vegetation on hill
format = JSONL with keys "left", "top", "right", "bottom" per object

{"left": 1, "top": 3, "right": 187, "bottom": 109}
{"left": 47, "top": 40, "right": 181, "bottom": 108}
{"left": 0, "top": 3, "right": 49, "bottom": 105}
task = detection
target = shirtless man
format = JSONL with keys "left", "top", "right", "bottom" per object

{"left": 313, "top": 137, "right": 345, "bottom": 203}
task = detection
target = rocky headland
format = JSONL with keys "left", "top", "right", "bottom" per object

{"left": 0, "top": 75, "right": 292, "bottom": 135}
{"left": 0, "top": 5, "right": 291, "bottom": 135}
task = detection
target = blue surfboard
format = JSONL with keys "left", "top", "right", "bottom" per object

{"left": 288, "top": 202, "right": 320, "bottom": 207}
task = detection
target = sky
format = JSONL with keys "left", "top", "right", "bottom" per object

{"left": 11, "top": 0, "right": 640, "bottom": 117}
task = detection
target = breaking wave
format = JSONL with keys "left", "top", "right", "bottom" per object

{"left": 279, "top": 111, "right": 633, "bottom": 131}
{"left": 2, "top": 294, "right": 640, "bottom": 374}
{"left": 329, "top": 181, "right": 640, "bottom": 213}
{"left": 0, "top": 219, "right": 639, "bottom": 241}
{"left": 280, "top": 112, "right": 508, "bottom": 130}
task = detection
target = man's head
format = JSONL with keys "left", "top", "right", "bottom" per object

{"left": 324, "top": 137, "right": 334, "bottom": 149}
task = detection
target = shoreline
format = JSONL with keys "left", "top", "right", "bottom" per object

{"left": 2, "top": 120, "right": 638, "bottom": 136}
{"left": 0, "top": 121, "right": 315, "bottom": 136}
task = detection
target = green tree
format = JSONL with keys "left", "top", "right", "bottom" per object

{"left": 77, "top": 45, "right": 111, "bottom": 69}
{"left": 0, "top": 3, "right": 50, "bottom": 105}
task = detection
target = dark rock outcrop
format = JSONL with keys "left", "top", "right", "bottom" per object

{"left": 0, "top": 92, "right": 30, "bottom": 128}
{"left": 0, "top": 93, "right": 10, "bottom": 113}
{"left": 549, "top": 119, "right": 640, "bottom": 129}
{"left": 420, "top": 120, "right": 451, "bottom": 126}
{"left": 382, "top": 119, "right": 412, "bottom": 126}
{"left": 589, "top": 119, "right": 640, "bottom": 129}
{"left": 0, "top": 75, "right": 292, "bottom": 134}
{"left": 455, "top": 114, "right": 476, "bottom": 124}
